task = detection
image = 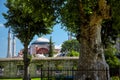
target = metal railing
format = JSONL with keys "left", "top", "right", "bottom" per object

{"left": 38, "top": 67, "right": 120, "bottom": 80}
{"left": 40, "top": 67, "right": 74, "bottom": 80}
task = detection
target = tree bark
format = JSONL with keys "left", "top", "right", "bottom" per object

{"left": 75, "top": 24, "right": 110, "bottom": 80}
{"left": 74, "top": 0, "right": 110, "bottom": 80}
{"left": 23, "top": 44, "right": 30, "bottom": 80}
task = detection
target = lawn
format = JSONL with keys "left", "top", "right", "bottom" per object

{"left": 0, "top": 78, "right": 57, "bottom": 80}
{"left": 0, "top": 78, "right": 40, "bottom": 80}
{"left": 111, "top": 76, "right": 120, "bottom": 80}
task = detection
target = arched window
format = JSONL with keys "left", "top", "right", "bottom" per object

{"left": 36, "top": 48, "right": 49, "bottom": 54}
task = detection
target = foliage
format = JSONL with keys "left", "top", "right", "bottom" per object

{"left": 101, "top": 19, "right": 119, "bottom": 48}
{"left": 3, "top": 0, "right": 64, "bottom": 80}
{"left": 3, "top": 0, "right": 57, "bottom": 45}
{"left": 59, "top": 0, "right": 120, "bottom": 45}
{"left": 61, "top": 39, "right": 80, "bottom": 54}
{"left": 59, "top": 0, "right": 102, "bottom": 33}
{"left": 104, "top": 44, "right": 120, "bottom": 68}
{"left": 111, "top": 76, "right": 120, "bottom": 80}
{"left": 56, "top": 65, "right": 63, "bottom": 70}
{"left": 59, "top": 0, "right": 80, "bottom": 34}
{"left": 67, "top": 50, "right": 79, "bottom": 57}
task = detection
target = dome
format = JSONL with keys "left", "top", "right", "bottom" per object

{"left": 32, "top": 37, "right": 49, "bottom": 44}
{"left": 36, "top": 37, "right": 49, "bottom": 42}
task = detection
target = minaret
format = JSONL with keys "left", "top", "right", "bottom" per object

{"left": 68, "top": 32, "right": 72, "bottom": 40}
{"left": 12, "top": 35, "right": 16, "bottom": 57}
{"left": 7, "top": 28, "right": 12, "bottom": 58}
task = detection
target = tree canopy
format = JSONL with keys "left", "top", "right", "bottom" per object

{"left": 61, "top": 39, "right": 80, "bottom": 54}
{"left": 101, "top": 0, "right": 120, "bottom": 47}
{"left": 59, "top": 0, "right": 120, "bottom": 45}
{"left": 3, "top": 0, "right": 60, "bottom": 45}
{"left": 104, "top": 44, "right": 120, "bottom": 68}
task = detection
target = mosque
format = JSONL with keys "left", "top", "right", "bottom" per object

{"left": 6, "top": 29, "right": 120, "bottom": 58}
{"left": 7, "top": 29, "right": 61, "bottom": 58}
{"left": 0, "top": 29, "right": 120, "bottom": 78}
{"left": 0, "top": 30, "right": 77, "bottom": 78}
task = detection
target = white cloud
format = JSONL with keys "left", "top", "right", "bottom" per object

{"left": 0, "top": 23, "right": 4, "bottom": 27}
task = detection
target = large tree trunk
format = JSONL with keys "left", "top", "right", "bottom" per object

{"left": 74, "top": 0, "right": 110, "bottom": 79}
{"left": 75, "top": 24, "right": 110, "bottom": 80}
{"left": 23, "top": 44, "right": 30, "bottom": 80}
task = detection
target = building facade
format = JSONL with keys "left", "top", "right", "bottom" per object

{"left": 30, "top": 37, "right": 50, "bottom": 57}
{"left": 0, "top": 57, "right": 78, "bottom": 78}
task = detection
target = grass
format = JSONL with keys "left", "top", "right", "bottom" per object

{"left": 1, "top": 77, "right": 120, "bottom": 80}
{"left": 111, "top": 76, "right": 120, "bottom": 80}
{"left": 0, "top": 78, "right": 40, "bottom": 80}
{"left": 0, "top": 78, "right": 57, "bottom": 80}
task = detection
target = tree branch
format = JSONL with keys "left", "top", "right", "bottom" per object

{"left": 79, "top": 0, "right": 86, "bottom": 24}
{"left": 98, "top": 0, "right": 110, "bottom": 19}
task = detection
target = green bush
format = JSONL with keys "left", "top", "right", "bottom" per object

{"left": 104, "top": 44, "right": 120, "bottom": 68}
{"left": 67, "top": 50, "right": 79, "bottom": 57}
{"left": 111, "top": 76, "right": 120, "bottom": 80}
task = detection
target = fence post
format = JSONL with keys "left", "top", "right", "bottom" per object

{"left": 40, "top": 65, "right": 43, "bottom": 80}
{"left": 48, "top": 67, "right": 49, "bottom": 80}
{"left": 72, "top": 67, "right": 74, "bottom": 79}
{"left": 106, "top": 67, "right": 109, "bottom": 80}
{"left": 118, "top": 67, "right": 120, "bottom": 78}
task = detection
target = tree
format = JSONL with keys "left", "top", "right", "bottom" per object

{"left": 101, "top": 20, "right": 118, "bottom": 48}
{"left": 104, "top": 44, "right": 120, "bottom": 77}
{"left": 104, "top": 44, "right": 120, "bottom": 68}
{"left": 60, "top": 0, "right": 120, "bottom": 48}
{"left": 49, "top": 36, "right": 53, "bottom": 57}
{"left": 67, "top": 50, "right": 79, "bottom": 57}
{"left": 61, "top": 39, "right": 80, "bottom": 55}
{"left": 101, "top": 0, "right": 120, "bottom": 48}
{"left": 59, "top": 0, "right": 112, "bottom": 80}
{"left": 101, "top": 19, "right": 120, "bottom": 48}
{"left": 3, "top": 0, "right": 62, "bottom": 80}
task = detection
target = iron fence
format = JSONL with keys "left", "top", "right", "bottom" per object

{"left": 40, "top": 67, "right": 74, "bottom": 80}
{"left": 38, "top": 67, "right": 120, "bottom": 80}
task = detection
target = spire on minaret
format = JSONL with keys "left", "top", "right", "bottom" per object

{"left": 7, "top": 28, "right": 12, "bottom": 58}
{"left": 12, "top": 35, "right": 16, "bottom": 57}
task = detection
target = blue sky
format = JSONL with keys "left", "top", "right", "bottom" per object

{"left": 0, "top": 0, "right": 68, "bottom": 58}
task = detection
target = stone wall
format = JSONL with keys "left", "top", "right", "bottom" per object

{"left": 0, "top": 57, "right": 78, "bottom": 78}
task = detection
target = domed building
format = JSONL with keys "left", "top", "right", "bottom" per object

{"left": 30, "top": 37, "right": 50, "bottom": 57}
{"left": 17, "top": 37, "right": 61, "bottom": 58}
